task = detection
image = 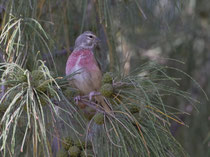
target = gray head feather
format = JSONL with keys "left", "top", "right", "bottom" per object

{"left": 74, "top": 31, "right": 100, "bottom": 51}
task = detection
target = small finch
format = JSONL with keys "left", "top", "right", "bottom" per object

{"left": 65, "top": 31, "right": 111, "bottom": 113}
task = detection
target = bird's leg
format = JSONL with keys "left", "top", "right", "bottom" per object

{"left": 89, "top": 91, "right": 100, "bottom": 101}
{"left": 74, "top": 95, "right": 81, "bottom": 104}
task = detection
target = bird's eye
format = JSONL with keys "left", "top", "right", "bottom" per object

{"left": 88, "top": 35, "right": 93, "bottom": 39}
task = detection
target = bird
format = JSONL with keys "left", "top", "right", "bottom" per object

{"left": 65, "top": 31, "right": 111, "bottom": 114}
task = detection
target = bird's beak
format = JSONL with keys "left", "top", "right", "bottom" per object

{"left": 95, "top": 37, "right": 101, "bottom": 43}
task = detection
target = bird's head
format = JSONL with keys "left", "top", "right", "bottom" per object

{"left": 74, "top": 31, "right": 100, "bottom": 50}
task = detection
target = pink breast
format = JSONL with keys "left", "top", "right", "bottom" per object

{"left": 65, "top": 49, "right": 98, "bottom": 76}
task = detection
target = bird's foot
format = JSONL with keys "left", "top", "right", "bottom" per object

{"left": 89, "top": 91, "right": 100, "bottom": 101}
{"left": 74, "top": 95, "right": 81, "bottom": 104}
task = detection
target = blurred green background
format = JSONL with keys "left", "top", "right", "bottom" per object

{"left": 0, "top": 0, "right": 209, "bottom": 156}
